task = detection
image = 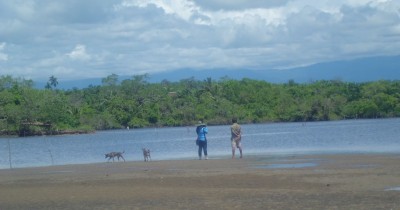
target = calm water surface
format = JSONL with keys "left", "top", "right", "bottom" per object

{"left": 0, "top": 118, "right": 399, "bottom": 169}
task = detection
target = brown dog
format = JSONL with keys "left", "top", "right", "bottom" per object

{"left": 142, "top": 148, "right": 151, "bottom": 162}
{"left": 105, "top": 151, "right": 125, "bottom": 162}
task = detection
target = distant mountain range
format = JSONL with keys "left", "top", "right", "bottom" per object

{"left": 40, "top": 55, "right": 400, "bottom": 89}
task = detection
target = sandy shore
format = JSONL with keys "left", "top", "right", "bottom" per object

{"left": 1, "top": 154, "right": 400, "bottom": 209}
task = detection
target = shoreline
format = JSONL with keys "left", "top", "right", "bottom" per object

{"left": 1, "top": 117, "right": 398, "bottom": 137}
{"left": 1, "top": 153, "right": 400, "bottom": 209}
{"left": 2, "top": 150, "right": 400, "bottom": 170}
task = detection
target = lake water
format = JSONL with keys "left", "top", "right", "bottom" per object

{"left": 0, "top": 118, "right": 399, "bottom": 169}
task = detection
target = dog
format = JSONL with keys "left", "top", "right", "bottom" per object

{"left": 105, "top": 151, "right": 125, "bottom": 162}
{"left": 142, "top": 148, "right": 151, "bottom": 162}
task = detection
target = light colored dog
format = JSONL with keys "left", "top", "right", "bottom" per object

{"left": 105, "top": 151, "right": 125, "bottom": 162}
{"left": 142, "top": 148, "right": 151, "bottom": 162}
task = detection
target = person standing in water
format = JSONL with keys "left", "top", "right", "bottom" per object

{"left": 231, "top": 118, "right": 243, "bottom": 159}
{"left": 196, "top": 120, "right": 208, "bottom": 160}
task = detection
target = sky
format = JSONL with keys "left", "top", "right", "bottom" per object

{"left": 0, "top": 0, "right": 400, "bottom": 82}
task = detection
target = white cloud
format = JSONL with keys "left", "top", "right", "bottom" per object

{"left": 0, "top": 42, "right": 9, "bottom": 61}
{"left": 119, "top": 0, "right": 200, "bottom": 21}
{"left": 66, "top": 45, "right": 91, "bottom": 61}
{"left": 0, "top": 0, "right": 399, "bottom": 81}
{"left": 193, "top": 0, "right": 289, "bottom": 10}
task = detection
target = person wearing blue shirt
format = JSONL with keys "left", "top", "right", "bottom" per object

{"left": 196, "top": 120, "right": 208, "bottom": 160}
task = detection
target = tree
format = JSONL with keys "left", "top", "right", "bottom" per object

{"left": 2, "top": 73, "right": 400, "bottom": 135}
{"left": 45, "top": 75, "right": 58, "bottom": 89}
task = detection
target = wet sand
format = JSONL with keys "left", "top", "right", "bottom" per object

{"left": 1, "top": 154, "right": 400, "bottom": 209}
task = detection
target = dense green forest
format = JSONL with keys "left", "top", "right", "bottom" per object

{"left": 1, "top": 74, "right": 400, "bottom": 136}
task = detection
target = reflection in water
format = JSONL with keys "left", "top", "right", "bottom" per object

{"left": 254, "top": 162, "right": 318, "bottom": 169}
{"left": 384, "top": 187, "right": 400, "bottom": 191}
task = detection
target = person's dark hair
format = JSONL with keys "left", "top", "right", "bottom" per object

{"left": 232, "top": 118, "right": 237, "bottom": 123}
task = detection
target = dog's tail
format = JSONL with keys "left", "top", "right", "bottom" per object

{"left": 122, "top": 150, "right": 125, "bottom": 154}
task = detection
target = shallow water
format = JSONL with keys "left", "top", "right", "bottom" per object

{"left": 384, "top": 187, "right": 400, "bottom": 191}
{"left": 254, "top": 162, "right": 318, "bottom": 169}
{"left": 0, "top": 118, "right": 399, "bottom": 169}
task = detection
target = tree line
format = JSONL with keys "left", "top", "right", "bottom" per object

{"left": 0, "top": 74, "right": 399, "bottom": 136}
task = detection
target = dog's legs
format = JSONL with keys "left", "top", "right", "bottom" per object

{"left": 115, "top": 154, "right": 125, "bottom": 162}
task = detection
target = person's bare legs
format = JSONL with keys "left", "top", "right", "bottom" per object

{"left": 232, "top": 147, "right": 235, "bottom": 159}
{"left": 238, "top": 146, "right": 243, "bottom": 158}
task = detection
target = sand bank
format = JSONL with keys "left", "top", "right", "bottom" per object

{"left": 1, "top": 154, "right": 400, "bottom": 209}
